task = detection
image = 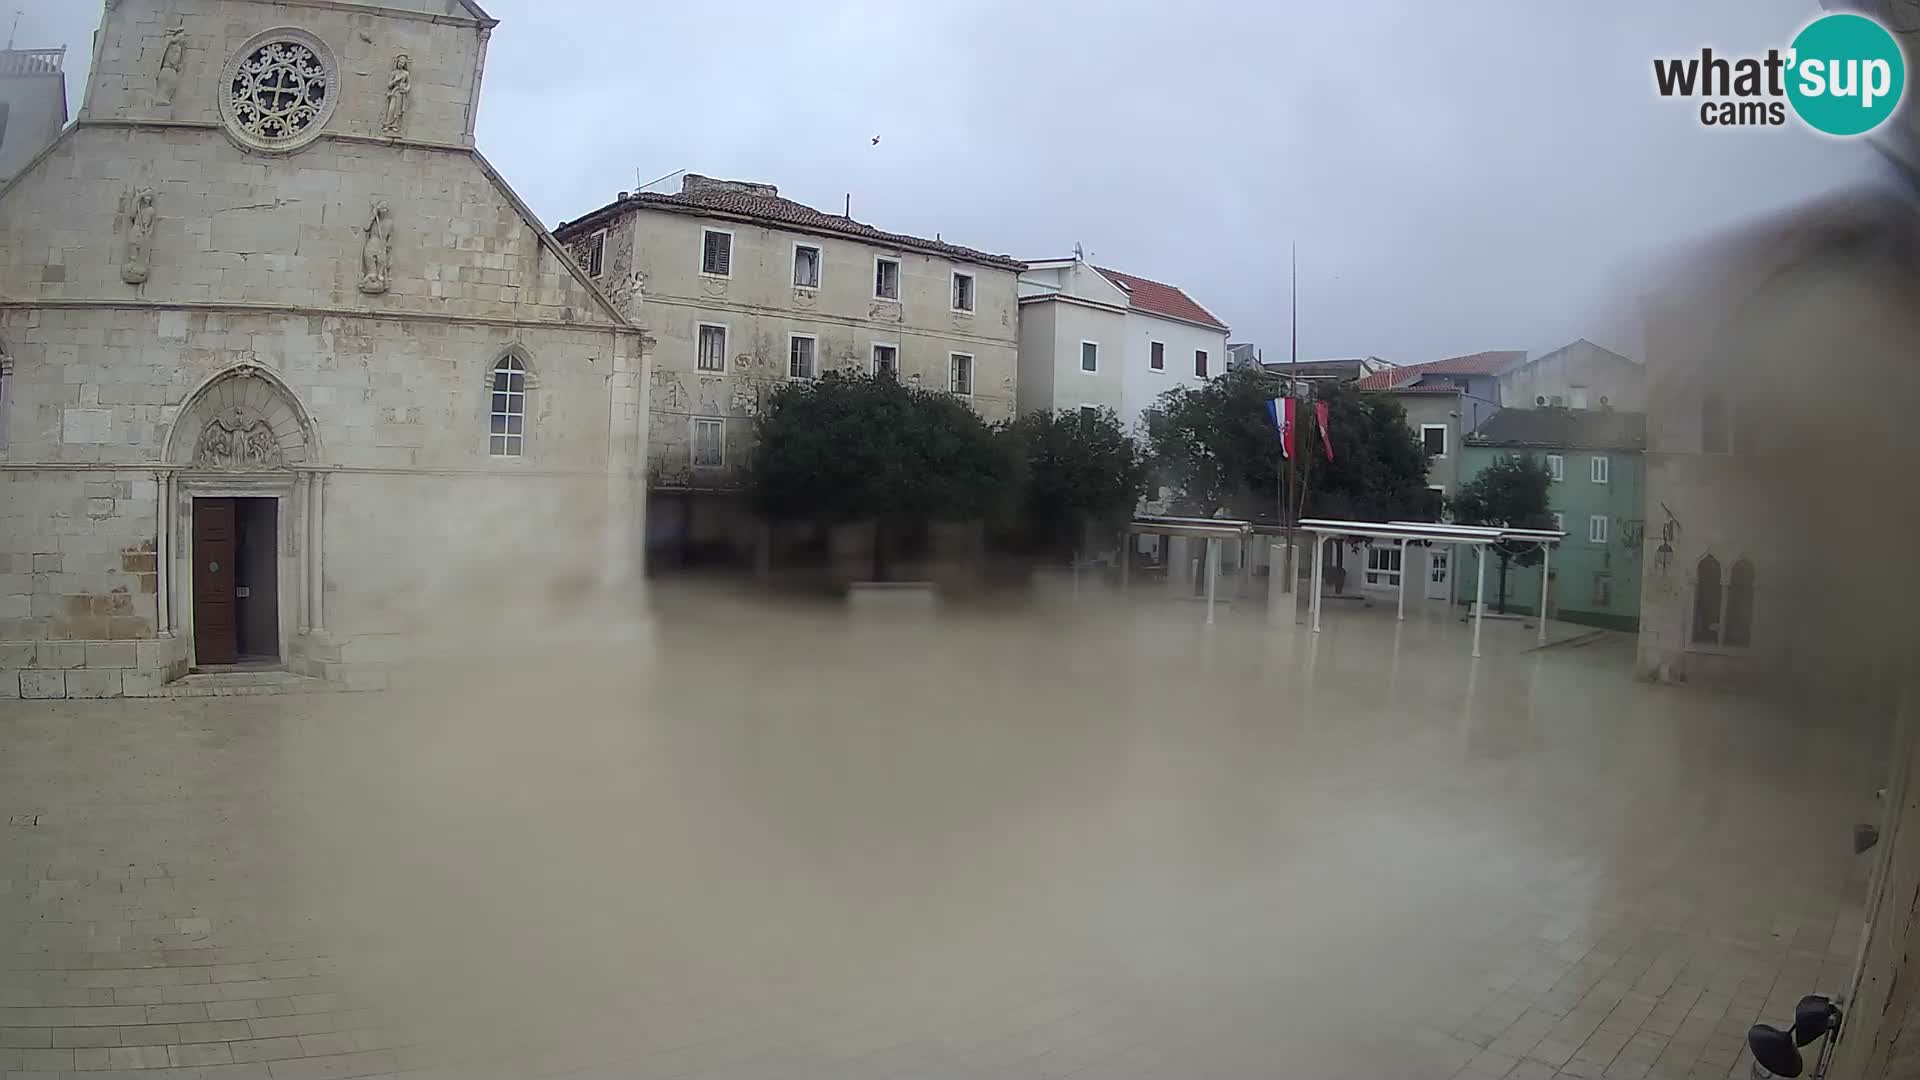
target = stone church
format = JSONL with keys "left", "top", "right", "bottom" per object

{"left": 0, "top": 0, "right": 647, "bottom": 697}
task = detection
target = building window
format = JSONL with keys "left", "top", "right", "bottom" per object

{"left": 1592, "top": 572, "right": 1613, "bottom": 606}
{"left": 872, "top": 344, "right": 898, "bottom": 378}
{"left": 1702, "top": 393, "right": 1729, "bottom": 453}
{"left": 1150, "top": 341, "right": 1165, "bottom": 371}
{"left": 1364, "top": 544, "right": 1402, "bottom": 587}
{"left": 701, "top": 228, "right": 732, "bottom": 277}
{"left": 873, "top": 256, "right": 901, "bottom": 301}
{"left": 1693, "top": 556, "right": 1756, "bottom": 647}
{"left": 1080, "top": 405, "right": 1101, "bottom": 423}
{"left": 949, "top": 353, "right": 973, "bottom": 396}
{"left": 219, "top": 29, "right": 338, "bottom": 153}
{"left": 1421, "top": 424, "right": 1448, "bottom": 457}
{"left": 792, "top": 243, "right": 821, "bottom": 289}
{"left": 1725, "top": 558, "right": 1755, "bottom": 647}
{"left": 696, "top": 323, "right": 727, "bottom": 373}
{"left": 573, "top": 229, "right": 606, "bottom": 278}
{"left": 1588, "top": 514, "right": 1609, "bottom": 545}
{"left": 691, "top": 417, "right": 725, "bottom": 468}
{"left": 1081, "top": 341, "right": 1099, "bottom": 373}
{"left": 1692, "top": 555, "right": 1724, "bottom": 645}
{"left": 1590, "top": 455, "right": 1610, "bottom": 484}
{"left": 1569, "top": 387, "right": 1589, "bottom": 410}
{"left": 1546, "top": 453, "right": 1565, "bottom": 481}
{"left": 489, "top": 354, "right": 527, "bottom": 458}
{"left": 788, "top": 334, "right": 816, "bottom": 379}
{"left": 1195, "top": 350, "right": 1209, "bottom": 377}
{"left": 0, "top": 355, "right": 11, "bottom": 449}
{"left": 951, "top": 271, "right": 974, "bottom": 313}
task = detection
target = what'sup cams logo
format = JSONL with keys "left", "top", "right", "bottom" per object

{"left": 1655, "top": 12, "right": 1907, "bottom": 135}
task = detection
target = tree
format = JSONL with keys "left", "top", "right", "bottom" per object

{"left": 997, "top": 407, "right": 1148, "bottom": 562}
{"left": 1450, "top": 454, "right": 1556, "bottom": 613}
{"left": 1142, "top": 369, "right": 1434, "bottom": 523}
{"left": 748, "top": 372, "right": 1010, "bottom": 581}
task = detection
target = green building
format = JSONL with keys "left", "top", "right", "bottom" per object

{"left": 1455, "top": 409, "right": 1646, "bottom": 631}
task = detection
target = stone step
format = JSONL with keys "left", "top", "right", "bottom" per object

{"left": 149, "top": 670, "right": 348, "bottom": 697}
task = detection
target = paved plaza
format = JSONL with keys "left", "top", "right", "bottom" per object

{"left": 0, "top": 586, "right": 1890, "bottom": 1079}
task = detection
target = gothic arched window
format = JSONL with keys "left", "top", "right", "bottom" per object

{"left": 1691, "top": 554, "right": 1723, "bottom": 645}
{"left": 1724, "top": 558, "right": 1755, "bottom": 647}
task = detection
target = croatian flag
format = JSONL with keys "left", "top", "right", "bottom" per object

{"left": 1266, "top": 396, "right": 1296, "bottom": 459}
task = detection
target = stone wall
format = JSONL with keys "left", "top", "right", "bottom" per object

{"left": 86, "top": 0, "right": 488, "bottom": 148}
{"left": 0, "top": 1, "right": 643, "bottom": 697}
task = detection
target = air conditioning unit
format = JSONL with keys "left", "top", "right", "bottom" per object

{"left": 1599, "top": 395, "right": 1611, "bottom": 408}
{"left": 1550, "top": 395, "right": 1565, "bottom": 406}
{"left": 1535, "top": 395, "right": 1548, "bottom": 406}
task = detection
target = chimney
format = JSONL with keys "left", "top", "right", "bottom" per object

{"left": 682, "top": 174, "right": 778, "bottom": 198}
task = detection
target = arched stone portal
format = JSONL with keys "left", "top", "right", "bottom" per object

{"left": 161, "top": 365, "right": 324, "bottom": 672}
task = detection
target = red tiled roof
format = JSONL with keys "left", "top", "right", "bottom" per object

{"left": 1091, "top": 267, "right": 1229, "bottom": 331}
{"left": 1356, "top": 350, "right": 1525, "bottom": 390}
{"left": 557, "top": 186, "right": 1024, "bottom": 271}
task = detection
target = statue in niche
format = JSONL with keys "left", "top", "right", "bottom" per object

{"left": 195, "top": 412, "right": 282, "bottom": 470}
{"left": 153, "top": 21, "right": 187, "bottom": 108}
{"left": 381, "top": 54, "right": 411, "bottom": 135}
{"left": 122, "top": 188, "right": 156, "bottom": 285}
{"left": 359, "top": 201, "right": 392, "bottom": 294}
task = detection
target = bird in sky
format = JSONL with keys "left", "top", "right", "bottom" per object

{"left": 871, "top": 135, "right": 881, "bottom": 146}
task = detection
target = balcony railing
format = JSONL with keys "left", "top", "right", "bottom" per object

{"left": 0, "top": 48, "right": 65, "bottom": 77}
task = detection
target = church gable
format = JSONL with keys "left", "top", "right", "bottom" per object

{"left": 0, "top": 127, "right": 623, "bottom": 329}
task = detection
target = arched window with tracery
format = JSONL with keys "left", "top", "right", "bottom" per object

{"left": 1724, "top": 558, "right": 1755, "bottom": 647}
{"left": 490, "top": 354, "right": 526, "bottom": 457}
{"left": 1691, "top": 554, "right": 1723, "bottom": 645}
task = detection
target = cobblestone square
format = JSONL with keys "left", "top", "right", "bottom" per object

{"left": 0, "top": 588, "right": 1883, "bottom": 1078}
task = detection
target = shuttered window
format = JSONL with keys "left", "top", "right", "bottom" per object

{"left": 701, "top": 229, "right": 732, "bottom": 276}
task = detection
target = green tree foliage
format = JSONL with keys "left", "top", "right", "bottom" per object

{"left": 748, "top": 372, "right": 1009, "bottom": 580}
{"left": 1450, "top": 453, "right": 1556, "bottom": 613}
{"left": 997, "top": 407, "right": 1148, "bottom": 561}
{"left": 1142, "top": 368, "right": 1434, "bottom": 523}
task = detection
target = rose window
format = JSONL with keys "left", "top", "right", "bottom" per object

{"left": 219, "top": 29, "right": 338, "bottom": 152}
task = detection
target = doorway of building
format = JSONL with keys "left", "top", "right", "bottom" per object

{"left": 1426, "top": 546, "right": 1452, "bottom": 600}
{"left": 192, "top": 497, "right": 279, "bottom": 667}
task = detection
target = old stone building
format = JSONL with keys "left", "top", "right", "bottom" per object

{"left": 554, "top": 176, "right": 1021, "bottom": 566}
{"left": 0, "top": 0, "right": 646, "bottom": 697}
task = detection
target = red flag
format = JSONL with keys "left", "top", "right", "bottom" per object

{"left": 1314, "top": 400, "right": 1334, "bottom": 461}
{"left": 1281, "top": 397, "right": 1296, "bottom": 460}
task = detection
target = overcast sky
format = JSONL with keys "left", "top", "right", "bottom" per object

{"left": 22, "top": 0, "right": 1885, "bottom": 363}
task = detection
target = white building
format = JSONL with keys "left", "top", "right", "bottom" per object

{"left": 0, "top": 46, "right": 68, "bottom": 184}
{"left": 1016, "top": 253, "right": 1230, "bottom": 427}
{"left": 0, "top": 0, "right": 645, "bottom": 698}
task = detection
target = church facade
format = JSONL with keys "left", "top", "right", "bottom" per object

{"left": 0, "top": 0, "right": 647, "bottom": 697}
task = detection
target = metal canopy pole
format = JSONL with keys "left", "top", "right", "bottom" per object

{"left": 1472, "top": 544, "right": 1487, "bottom": 659}
{"left": 1538, "top": 542, "right": 1551, "bottom": 644}
{"left": 1310, "top": 532, "right": 1325, "bottom": 633}
{"left": 1396, "top": 538, "right": 1408, "bottom": 621}
{"left": 1205, "top": 538, "right": 1219, "bottom": 625}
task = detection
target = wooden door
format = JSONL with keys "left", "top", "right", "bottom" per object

{"left": 193, "top": 498, "right": 238, "bottom": 665}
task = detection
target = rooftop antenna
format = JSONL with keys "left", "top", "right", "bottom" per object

{"left": 844, "top": 193, "right": 851, "bottom": 218}
{"left": 1072, "top": 241, "right": 1084, "bottom": 261}
{"left": 7, "top": 11, "right": 20, "bottom": 50}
